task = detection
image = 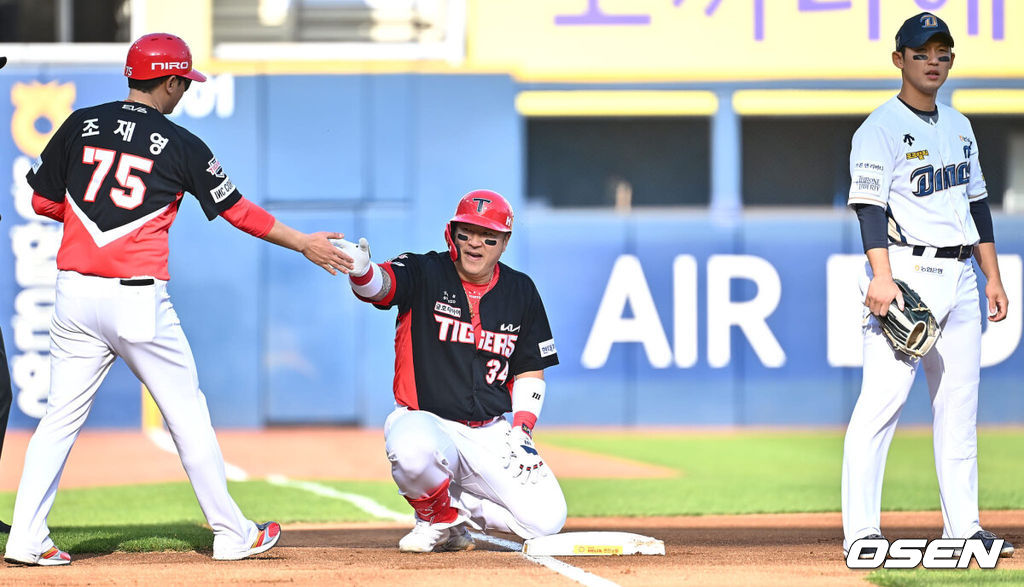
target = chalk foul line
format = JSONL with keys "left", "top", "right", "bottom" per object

{"left": 142, "top": 432, "right": 620, "bottom": 587}
{"left": 268, "top": 476, "right": 622, "bottom": 587}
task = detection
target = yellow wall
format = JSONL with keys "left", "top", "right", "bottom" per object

{"left": 466, "top": 0, "right": 1021, "bottom": 81}
{"left": 138, "top": 0, "right": 212, "bottom": 70}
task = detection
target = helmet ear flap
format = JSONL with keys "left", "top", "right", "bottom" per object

{"left": 444, "top": 222, "right": 459, "bottom": 262}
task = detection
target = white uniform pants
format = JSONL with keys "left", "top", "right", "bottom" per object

{"left": 842, "top": 246, "right": 983, "bottom": 551}
{"left": 385, "top": 406, "right": 567, "bottom": 539}
{"left": 5, "top": 271, "right": 260, "bottom": 561}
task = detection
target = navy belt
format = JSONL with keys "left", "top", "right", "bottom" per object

{"left": 120, "top": 278, "right": 155, "bottom": 286}
{"left": 911, "top": 245, "right": 974, "bottom": 261}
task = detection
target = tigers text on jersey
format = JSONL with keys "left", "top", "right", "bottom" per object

{"left": 372, "top": 251, "right": 558, "bottom": 423}
{"left": 27, "top": 101, "right": 243, "bottom": 279}
{"left": 848, "top": 96, "right": 986, "bottom": 248}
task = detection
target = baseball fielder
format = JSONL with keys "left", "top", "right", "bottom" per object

{"left": 4, "top": 34, "right": 353, "bottom": 566}
{"left": 334, "top": 190, "right": 566, "bottom": 552}
{"left": 842, "top": 13, "right": 1011, "bottom": 558}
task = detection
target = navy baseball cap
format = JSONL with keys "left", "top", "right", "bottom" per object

{"left": 896, "top": 12, "right": 954, "bottom": 51}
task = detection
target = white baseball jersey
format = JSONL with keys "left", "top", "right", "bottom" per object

{"left": 842, "top": 96, "right": 992, "bottom": 551}
{"left": 848, "top": 96, "right": 987, "bottom": 247}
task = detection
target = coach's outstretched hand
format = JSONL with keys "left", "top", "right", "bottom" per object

{"left": 503, "top": 425, "right": 546, "bottom": 485}
{"left": 301, "top": 232, "right": 355, "bottom": 275}
{"left": 330, "top": 237, "right": 371, "bottom": 278}
{"left": 261, "top": 221, "right": 354, "bottom": 275}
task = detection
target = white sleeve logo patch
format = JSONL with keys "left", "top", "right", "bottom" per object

{"left": 31, "top": 156, "right": 43, "bottom": 173}
{"left": 210, "top": 177, "right": 235, "bottom": 203}
{"left": 539, "top": 339, "right": 557, "bottom": 358}
{"left": 854, "top": 175, "right": 881, "bottom": 193}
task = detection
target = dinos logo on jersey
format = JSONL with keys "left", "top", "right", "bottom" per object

{"left": 910, "top": 162, "right": 970, "bottom": 197}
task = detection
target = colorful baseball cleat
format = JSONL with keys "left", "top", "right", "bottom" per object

{"left": 4, "top": 546, "right": 72, "bottom": 566}
{"left": 213, "top": 521, "right": 282, "bottom": 561}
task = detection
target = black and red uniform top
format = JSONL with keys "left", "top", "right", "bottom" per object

{"left": 27, "top": 101, "right": 244, "bottom": 280}
{"left": 370, "top": 251, "right": 559, "bottom": 422}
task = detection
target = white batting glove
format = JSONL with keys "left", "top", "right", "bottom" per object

{"left": 502, "top": 425, "right": 546, "bottom": 485}
{"left": 329, "top": 237, "right": 371, "bottom": 277}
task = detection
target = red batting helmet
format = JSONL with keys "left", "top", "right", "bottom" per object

{"left": 124, "top": 33, "right": 206, "bottom": 82}
{"left": 444, "top": 189, "right": 514, "bottom": 262}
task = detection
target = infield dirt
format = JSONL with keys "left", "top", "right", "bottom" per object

{"left": 1, "top": 429, "right": 1021, "bottom": 585}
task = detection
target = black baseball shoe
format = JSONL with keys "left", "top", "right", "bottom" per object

{"left": 0, "top": 520, "right": 10, "bottom": 533}
{"left": 971, "top": 530, "right": 1014, "bottom": 558}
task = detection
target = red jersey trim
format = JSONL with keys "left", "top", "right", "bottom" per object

{"left": 219, "top": 196, "right": 275, "bottom": 238}
{"left": 32, "top": 192, "right": 66, "bottom": 221}
{"left": 58, "top": 193, "right": 183, "bottom": 280}
{"left": 393, "top": 308, "right": 418, "bottom": 410}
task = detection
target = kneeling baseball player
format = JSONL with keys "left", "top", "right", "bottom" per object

{"left": 334, "top": 190, "right": 567, "bottom": 552}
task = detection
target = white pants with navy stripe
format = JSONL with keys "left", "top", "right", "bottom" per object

{"left": 5, "top": 271, "right": 260, "bottom": 561}
{"left": 842, "top": 246, "right": 983, "bottom": 552}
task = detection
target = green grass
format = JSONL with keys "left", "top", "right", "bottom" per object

{"left": 0, "top": 480, "right": 406, "bottom": 554}
{"left": 1, "top": 428, "right": 1022, "bottom": 559}
{"left": 542, "top": 428, "right": 1024, "bottom": 517}
{"left": 867, "top": 569, "right": 1024, "bottom": 586}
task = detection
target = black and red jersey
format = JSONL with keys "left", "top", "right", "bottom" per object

{"left": 372, "top": 251, "right": 559, "bottom": 422}
{"left": 27, "top": 101, "right": 243, "bottom": 279}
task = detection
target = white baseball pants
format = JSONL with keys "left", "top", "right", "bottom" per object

{"left": 5, "top": 271, "right": 261, "bottom": 561}
{"left": 385, "top": 406, "right": 567, "bottom": 538}
{"left": 842, "top": 246, "right": 983, "bottom": 552}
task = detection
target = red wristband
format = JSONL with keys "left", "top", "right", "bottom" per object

{"left": 350, "top": 263, "right": 374, "bottom": 285}
{"left": 513, "top": 411, "right": 537, "bottom": 432}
